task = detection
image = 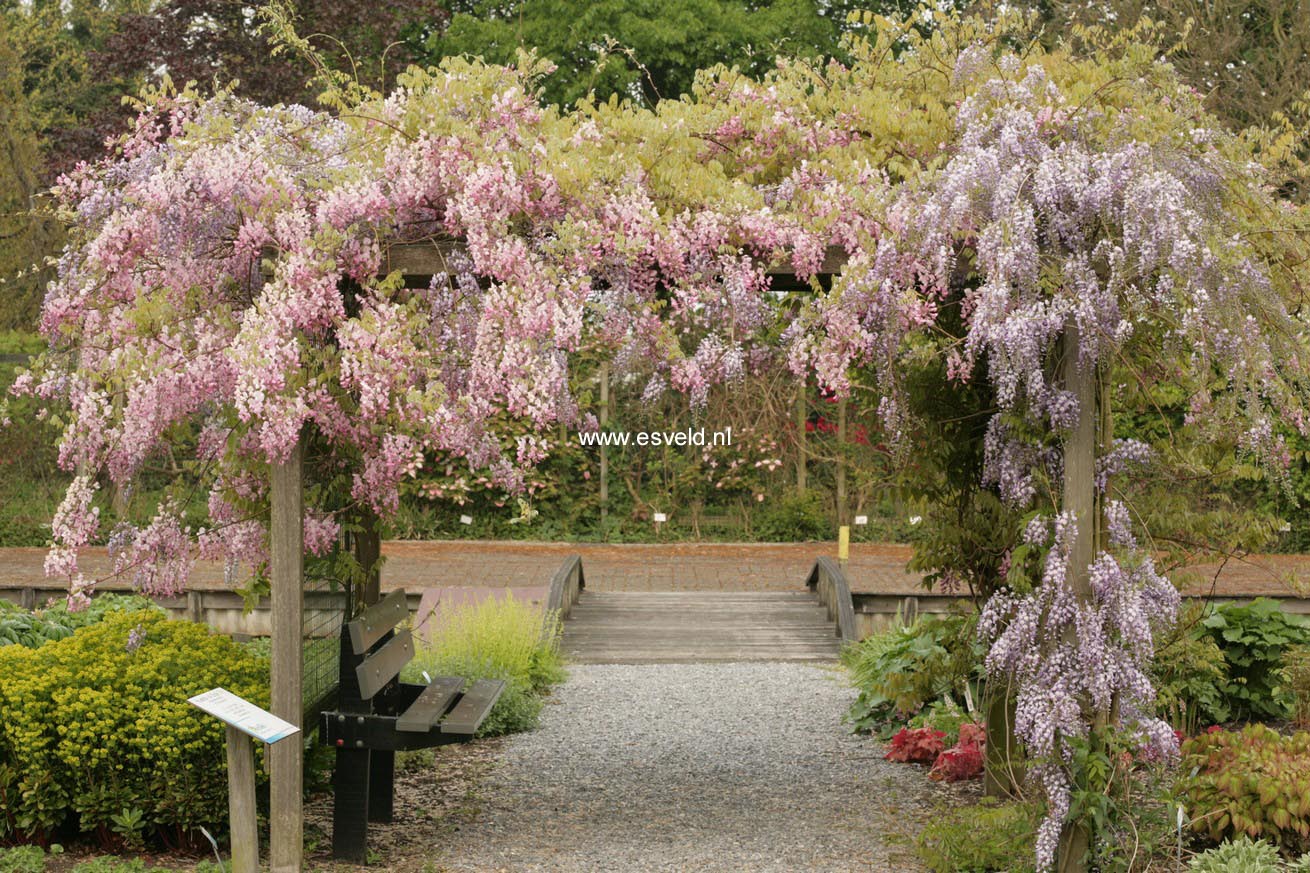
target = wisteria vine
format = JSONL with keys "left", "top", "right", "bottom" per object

{"left": 793, "top": 51, "right": 1310, "bottom": 869}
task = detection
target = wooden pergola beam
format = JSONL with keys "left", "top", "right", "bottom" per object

{"left": 371, "top": 238, "right": 847, "bottom": 288}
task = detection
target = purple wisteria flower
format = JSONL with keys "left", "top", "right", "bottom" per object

{"left": 126, "top": 623, "right": 147, "bottom": 653}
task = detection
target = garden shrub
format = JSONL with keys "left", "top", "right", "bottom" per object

{"left": 1177, "top": 725, "right": 1310, "bottom": 855}
{"left": 1282, "top": 645, "right": 1310, "bottom": 729}
{"left": 0, "top": 610, "right": 269, "bottom": 848}
{"left": 0, "top": 595, "right": 162, "bottom": 649}
{"left": 753, "top": 491, "right": 830, "bottom": 542}
{"left": 842, "top": 610, "right": 982, "bottom": 735}
{"left": 929, "top": 723, "right": 986, "bottom": 783}
{"left": 0, "top": 846, "right": 53, "bottom": 873}
{"left": 403, "top": 594, "right": 566, "bottom": 737}
{"left": 1152, "top": 602, "right": 1232, "bottom": 733}
{"left": 1199, "top": 599, "right": 1310, "bottom": 722}
{"left": 1187, "top": 836, "right": 1281, "bottom": 872}
{"left": 470, "top": 681, "right": 544, "bottom": 738}
{"left": 915, "top": 799, "right": 1039, "bottom": 873}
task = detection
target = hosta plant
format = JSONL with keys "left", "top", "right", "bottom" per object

{"left": 1187, "top": 836, "right": 1280, "bottom": 873}
{"left": 1199, "top": 599, "right": 1310, "bottom": 722}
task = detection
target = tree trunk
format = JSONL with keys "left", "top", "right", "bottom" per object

{"left": 984, "top": 678, "right": 1024, "bottom": 797}
{"left": 795, "top": 380, "right": 807, "bottom": 494}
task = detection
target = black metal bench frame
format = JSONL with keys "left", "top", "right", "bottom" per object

{"left": 320, "top": 589, "right": 505, "bottom": 860}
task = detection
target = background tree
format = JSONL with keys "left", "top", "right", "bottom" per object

{"left": 95, "top": 0, "right": 447, "bottom": 108}
{"left": 1039, "top": 0, "right": 1310, "bottom": 133}
{"left": 0, "top": 2, "right": 142, "bottom": 329}
{"left": 426, "top": 0, "right": 848, "bottom": 107}
{"left": 0, "top": 0, "right": 449, "bottom": 332}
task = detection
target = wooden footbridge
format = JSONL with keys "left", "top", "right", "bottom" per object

{"left": 546, "top": 555, "right": 859, "bottom": 663}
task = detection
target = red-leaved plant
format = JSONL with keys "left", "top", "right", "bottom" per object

{"left": 885, "top": 727, "right": 946, "bottom": 763}
{"left": 930, "top": 744, "right": 984, "bottom": 782}
{"left": 929, "top": 721, "right": 987, "bottom": 782}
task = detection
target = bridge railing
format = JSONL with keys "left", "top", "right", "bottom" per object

{"left": 805, "top": 556, "right": 858, "bottom": 644}
{"left": 545, "top": 554, "right": 585, "bottom": 628}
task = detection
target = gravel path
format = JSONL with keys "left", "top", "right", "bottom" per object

{"left": 437, "top": 663, "right": 944, "bottom": 872}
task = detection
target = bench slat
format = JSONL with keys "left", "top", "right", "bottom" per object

{"left": 395, "top": 677, "right": 464, "bottom": 732}
{"left": 347, "top": 590, "right": 409, "bottom": 656}
{"left": 355, "top": 629, "right": 414, "bottom": 700}
{"left": 440, "top": 679, "right": 506, "bottom": 736}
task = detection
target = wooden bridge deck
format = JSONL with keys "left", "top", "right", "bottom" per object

{"left": 561, "top": 591, "right": 843, "bottom": 663}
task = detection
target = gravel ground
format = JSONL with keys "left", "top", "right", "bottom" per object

{"left": 434, "top": 663, "right": 951, "bottom": 872}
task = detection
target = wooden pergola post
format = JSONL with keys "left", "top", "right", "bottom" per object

{"left": 355, "top": 509, "right": 382, "bottom": 608}
{"left": 599, "top": 361, "right": 610, "bottom": 525}
{"left": 795, "top": 378, "right": 807, "bottom": 494}
{"left": 1057, "top": 323, "right": 1098, "bottom": 873}
{"left": 835, "top": 396, "right": 848, "bottom": 525}
{"left": 270, "top": 443, "right": 304, "bottom": 873}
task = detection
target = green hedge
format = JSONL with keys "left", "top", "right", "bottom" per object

{"left": 0, "top": 610, "right": 268, "bottom": 849}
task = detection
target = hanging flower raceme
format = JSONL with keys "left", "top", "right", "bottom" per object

{"left": 979, "top": 509, "right": 1181, "bottom": 867}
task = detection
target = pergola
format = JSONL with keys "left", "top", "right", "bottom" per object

{"left": 263, "top": 237, "right": 851, "bottom": 870}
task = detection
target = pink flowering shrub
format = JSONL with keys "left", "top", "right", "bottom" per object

{"left": 24, "top": 60, "right": 850, "bottom": 596}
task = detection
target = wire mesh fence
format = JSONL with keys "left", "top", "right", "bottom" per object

{"left": 302, "top": 570, "right": 350, "bottom": 724}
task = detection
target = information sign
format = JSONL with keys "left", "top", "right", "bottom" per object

{"left": 188, "top": 688, "right": 300, "bottom": 744}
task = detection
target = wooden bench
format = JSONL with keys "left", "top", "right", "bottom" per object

{"left": 319, "top": 589, "right": 505, "bottom": 860}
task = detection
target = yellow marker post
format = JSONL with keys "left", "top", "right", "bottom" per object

{"left": 838, "top": 525, "right": 850, "bottom": 567}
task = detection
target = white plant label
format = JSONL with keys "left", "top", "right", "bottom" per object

{"left": 459, "top": 514, "right": 473, "bottom": 525}
{"left": 188, "top": 687, "right": 300, "bottom": 744}
{"left": 854, "top": 515, "right": 868, "bottom": 526}
{"left": 653, "top": 512, "right": 667, "bottom": 523}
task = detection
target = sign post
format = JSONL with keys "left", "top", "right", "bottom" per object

{"left": 189, "top": 688, "right": 301, "bottom": 873}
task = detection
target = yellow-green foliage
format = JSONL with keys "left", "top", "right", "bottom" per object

{"left": 403, "top": 594, "right": 566, "bottom": 737}
{"left": 0, "top": 610, "right": 268, "bottom": 844}
{"left": 407, "top": 594, "right": 566, "bottom": 695}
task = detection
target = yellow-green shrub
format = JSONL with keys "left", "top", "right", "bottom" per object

{"left": 403, "top": 594, "right": 567, "bottom": 736}
{"left": 0, "top": 610, "right": 268, "bottom": 847}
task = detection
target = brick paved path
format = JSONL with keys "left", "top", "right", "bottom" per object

{"left": 1, "top": 540, "right": 1306, "bottom": 597}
